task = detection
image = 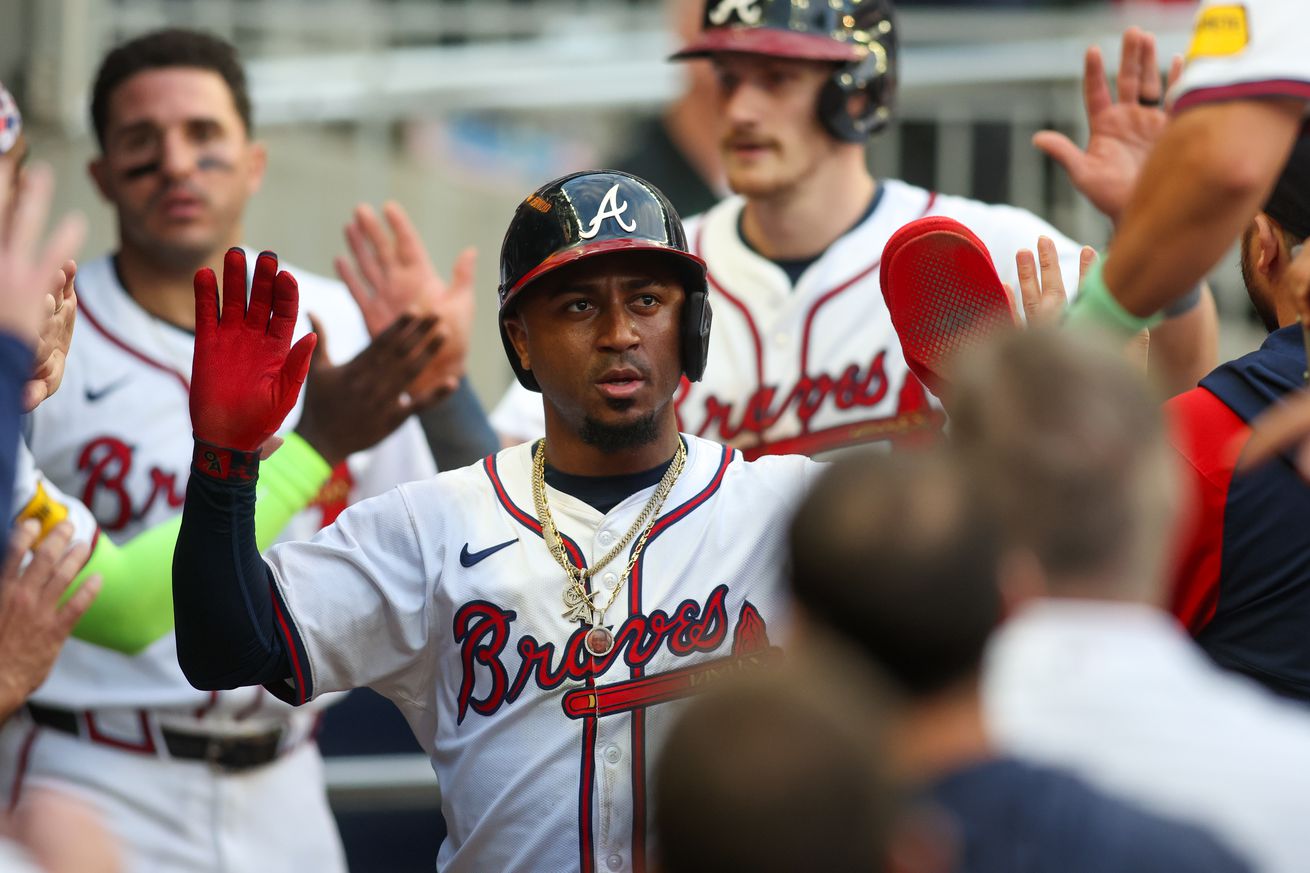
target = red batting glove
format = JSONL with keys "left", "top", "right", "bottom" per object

{"left": 190, "top": 249, "right": 316, "bottom": 479}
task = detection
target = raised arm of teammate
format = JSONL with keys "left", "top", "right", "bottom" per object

{"left": 1071, "top": 1, "right": 1310, "bottom": 327}
{"left": 335, "top": 200, "right": 499, "bottom": 467}
{"left": 1037, "top": 27, "right": 1219, "bottom": 392}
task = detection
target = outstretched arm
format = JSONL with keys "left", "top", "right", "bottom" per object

{"left": 173, "top": 249, "right": 313, "bottom": 694}
{"left": 1039, "top": 28, "right": 1219, "bottom": 390}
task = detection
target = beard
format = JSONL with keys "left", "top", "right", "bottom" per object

{"left": 580, "top": 411, "right": 661, "bottom": 453}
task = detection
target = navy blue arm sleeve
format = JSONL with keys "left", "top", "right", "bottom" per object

{"left": 0, "top": 334, "right": 32, "bottom": 525}
{"left": 417, "top": 376, "right": 499, "bottom": 470}
{"left": 172, "top": 452, "right": 295, "bottom": 695}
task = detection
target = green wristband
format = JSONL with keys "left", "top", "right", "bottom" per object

{"left": 1065, "top": 259, "right": 1163, "bottom": 336}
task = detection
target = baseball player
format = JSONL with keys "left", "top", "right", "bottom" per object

{"left": 1072, "top": 0, "right": 1310, "bottom": 333}
{"left": 492, "top": 0, "right": 1217, "bottom": 457}
{"left": 0, "top": 29, "right": 440, "bottom": 873}
{"left": 170, "top": 170, "right": 818, "bottom": 873}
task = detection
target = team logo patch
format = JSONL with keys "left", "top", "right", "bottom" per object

{"left": 1187, "top": 4, "right": 1249, "bottom": 60}
{"left": 17, "top": 482, "right": 70, "bottom": 542}
{"left": 708, "top": 0, "right": 763, "bottom": 27}
{"left": 579, "top": 183, "right": 638, "bottom": 240}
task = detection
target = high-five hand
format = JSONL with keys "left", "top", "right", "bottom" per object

{"left": 334, "top": 201, "right": 475, "bottom": 401}
{"left": 1034, "top": 27, "right": 1183, "bottom": 226}
{"left": 190, "top": 249, "right": 317, "bottom": 462}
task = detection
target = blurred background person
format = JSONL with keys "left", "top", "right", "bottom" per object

{"left": 787, "top": 448, "right": 1251, "bottom": 873}
{"left": 605, "top": 0, "right": 725, "bottom": 218}
{"left": 952, "top": 328, "right": 1310, "bottom": 873}
{"left": 5, "top": 28, "right": 446, "bottom": 873}
{"left": 653, "top": 659, "right": 911, "bottom": 873}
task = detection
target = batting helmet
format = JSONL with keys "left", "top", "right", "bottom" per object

{"left": 498, "top": 170, "right": 712, "bottom": 392}
{"left": 671, "top": 0, "right": 898, "bottom": 142}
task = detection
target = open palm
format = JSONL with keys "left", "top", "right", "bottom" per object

{"left": 1035, "top": 28, "right": 1183, "bottom": 226}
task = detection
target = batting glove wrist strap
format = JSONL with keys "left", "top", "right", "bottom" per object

{"left": 1065, "top": 259, "right": 1164, "bottom": 336}
{"left": 193, "top": 439, "right": 261, "bottom": 482}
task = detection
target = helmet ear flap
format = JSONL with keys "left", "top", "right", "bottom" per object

{"left": 681, "top": 289, "right": 713, "bottom": 383}
{"left": 818, "top": 43, "right": 896, "bottom": 143}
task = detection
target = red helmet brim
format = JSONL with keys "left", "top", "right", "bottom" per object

{"left": 670, "top": 28, "right": 866, "bottom": 63}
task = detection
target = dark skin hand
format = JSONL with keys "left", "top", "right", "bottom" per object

{"left": 294, "top": 314, "right": 444, "bottom": 467}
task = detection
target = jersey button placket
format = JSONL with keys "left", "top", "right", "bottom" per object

{"left": 607, "top": 854, "right": 624, "bottom": 871}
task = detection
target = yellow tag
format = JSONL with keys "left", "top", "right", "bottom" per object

{"left": 1187, "top": 4, "right": 1250, "bottom": 59}
{"left": 17, "top": 481, "right": 69, "bottom": 542}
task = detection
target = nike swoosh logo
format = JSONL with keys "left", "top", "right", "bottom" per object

{"left": 460, "top": 539, "right": 516, "bottom": 568}
{"left": 85, "top": 377, "right": 132, "bottom": 403}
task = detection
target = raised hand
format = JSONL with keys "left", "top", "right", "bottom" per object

{"left": 0, "top": 164, "right": 85, "bottom": 352}
{"left": 24, "top": 259, "right": 78, "bottom": 412}
{"left": 1034, "top": 28, "right": 1184, "bottom": 226}
{"left": 190, "top": 249, "right": 317, "bottom": 458}
{"left": 334, "top": 201, "right": 475, "bottom": 401}
{"left": 293, "top": 313, "right": 445, "bottom": 466}
{"left": 1015, "top": 237, "right": 1096, "bottom": 327}
{"left": 0, "top": 521, "right": 99, "bottom": 723}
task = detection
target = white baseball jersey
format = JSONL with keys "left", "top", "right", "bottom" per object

{"left": 492, "top": 180, "right": 1083, "bottom": 457}
{"left": 1171, "top": 0, "right": 1310, "bottom": 113}
{"left": 265, "top": 435, "right": 817, "bottom": 873}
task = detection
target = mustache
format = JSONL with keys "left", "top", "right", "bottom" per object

{"left": 722, "top": 131, "right": 777, "bottom": 150}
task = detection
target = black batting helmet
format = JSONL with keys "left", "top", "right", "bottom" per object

{"left": 671, "top": 0, "right": 898, "bottom": 142}
{"left": 498, "top": 170, "right": 712, "bottom": 392}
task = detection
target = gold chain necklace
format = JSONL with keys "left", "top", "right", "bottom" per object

{"left": 531, "top": 439, "right": 686, "bottom": 657}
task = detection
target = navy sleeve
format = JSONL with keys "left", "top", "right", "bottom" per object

{"left": 172, "top": 444, "right": 294, "bottom": 692}
{"left": 0, "top": 334, "right": 32, "bottom": 525}
{"left": 417, "top": 376, "right": 499, "bottom": 470}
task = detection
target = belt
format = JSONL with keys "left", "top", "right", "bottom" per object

{"left": 26, "top": 703, "right": 285, "bottom": 773}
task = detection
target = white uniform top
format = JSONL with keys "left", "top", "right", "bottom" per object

{"left": 984, "top": 599, "right": 1310, "bottom": 873}
{"left": 10, "top": 439, "right": 99, "bottom": 546}
{"left": 1171, "top": 0, "right": 1310, "bottom": 113}
{"left": 24, "top": 252, "right": 437, "bottom": 734}
{"left": 265, "top": 435, "right": 817, "bottom": 873}
{"left": 492, "top": 179, "right": 1082, "bottom": 457}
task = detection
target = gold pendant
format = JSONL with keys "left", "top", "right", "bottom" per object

{"left": 562, "top": 585, "right": 597, "bottom": 624}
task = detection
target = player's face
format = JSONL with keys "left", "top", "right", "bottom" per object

{"left": 712, "top": 54, "right": 842, "bottom": 199}
{"left": 89, "top": 68, "right": 265, "bottom": 270}
{"left": 506, "top": 252, "right": 686, "bottom": 450}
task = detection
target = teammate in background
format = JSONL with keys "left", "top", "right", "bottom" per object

{"left": 1070, "top": 0, "right": 1308, "bottom": 333}
{"left": 952, "top": 329, "right": 1310, "bottom": 873}
{"left": 171, "top": 171, "right": 818, "bottom": 873}
{"left": 1, "top": 29, "right": 444, "bottom": 873}
{"left": 788, "top": 449, "right": 1253, "bottom": 873}
{"left": 491, "top": 2, "right": 1217, "bottom": 455}
{"left": 1163, "top": 136, "right": 1310, "bottom": 703}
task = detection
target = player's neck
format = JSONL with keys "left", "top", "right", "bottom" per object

{"left": 740, "top": 157, "right": 875, "bottom": 262}
{"left": 542, "top": 413, "right": 682, "bottom": 478}
{"left": 114, "top": 234, "right": 242, "bottom": 331}
{"left": 888, "top": 678, "right": 993, "bottom": 784}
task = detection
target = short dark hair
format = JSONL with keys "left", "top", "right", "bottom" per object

{"left": 788, "top": 450, "right": 1002, "bottom": 698}
{"left": 655, "top": 661, "right": 897, "bottom": 873}
{"left": 90, "top": 28, "right": 252, "bottom": 149}
{"left": 949, "top": 329, "right": 1174, "bottom": 597}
